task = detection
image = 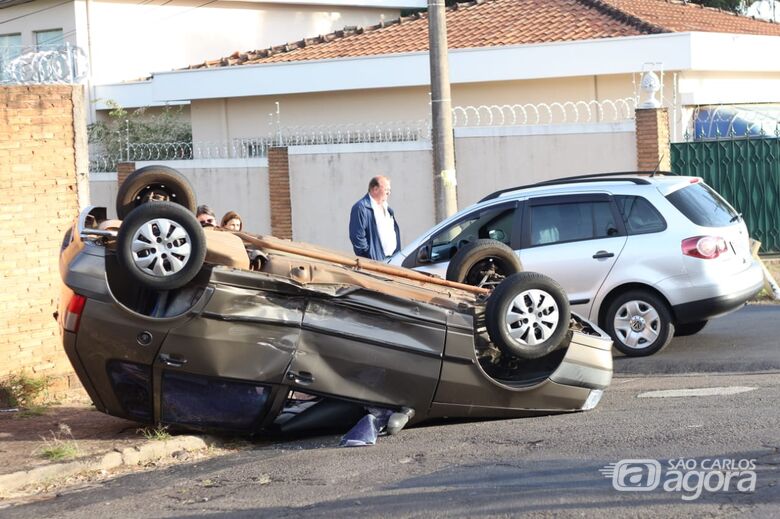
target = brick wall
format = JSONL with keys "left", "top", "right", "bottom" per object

{"left": 635, "top": 108, "right": 671, "bottom": 172}
{"left": 268, "top": 147, "right": 292, "bottom": 239}
{"left": 0, "top": 86, "right": 84, "bottom": 399}
{"left": 117, "top": 161, "right": 136, "bottom": 187}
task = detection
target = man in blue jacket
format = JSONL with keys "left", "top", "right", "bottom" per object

{"left": 349, "top": 175, "right": 401, "bottom": 260}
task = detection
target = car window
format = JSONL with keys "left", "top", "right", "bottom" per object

{"left": 615, "top": 195, "right": 666, "bottom": 235}
{"left": 529, "top": 201, "right": 616, "bottom": 246}
{"left": 666, "top": 182, "right": 738, "bottom": 227}
{"left": 430, "top": 206, "right": 515, "bottom": 262}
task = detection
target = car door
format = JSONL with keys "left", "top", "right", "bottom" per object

{"left": 404, "top": 201, "right": 522, "bottom": 277}
{"left": 284, "top": 292, "right": 447, "bottom": 412}
{"left": 518, "top": 194, "right": 627, "bottom": 318}
{"left": 153, "top": 274, "right": 304, "bottom": 432}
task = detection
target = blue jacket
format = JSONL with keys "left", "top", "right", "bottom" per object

{"left": 349, "top": 193, "right": 401, "bottom": 260}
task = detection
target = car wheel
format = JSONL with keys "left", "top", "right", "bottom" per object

{"left": 605, "top": 290, "right": 674, "bottom": 357}
{"left": 117, "top": 202, "right": 206, "bottom": 291}
{"left": 674, "top": 320, "right": 708, "bottom": 337}
{"left": 446, "top": 239, "right": 522, "bottom": 288}
{"left": 485, "top": 272, "right": 571, "bottom": 359}
{"left": 116, "top": 165, "right": 196, "bottom": 220}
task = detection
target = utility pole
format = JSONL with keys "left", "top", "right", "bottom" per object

{"left": 428, "top": 0, "right": 458, "bottom": 222}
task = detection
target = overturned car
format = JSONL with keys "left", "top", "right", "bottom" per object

{"left": 58, "top": 167, "right": 613, "bottom": 436}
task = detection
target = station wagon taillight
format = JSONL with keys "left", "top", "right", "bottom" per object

{"left": 63, "top": 294, "right": 87, "bottom": 333}
{"left": 681, "top": 236, "right": 727, "bottom": 259}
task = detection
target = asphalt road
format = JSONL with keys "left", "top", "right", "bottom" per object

{"left": 614, "top": 304, "right": 780, "bottom": 375}
{"left": 4, "top": 305, "right": 779, "bottom": 518}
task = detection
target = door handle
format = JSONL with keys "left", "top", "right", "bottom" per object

{"left": 287, "top": 370, "right": 315, "bottom": 385}
{"left": 159, "top": 353, "right": 187, "bottom": 368}
{"left": 592, "top": 251, "right": 615, "bottom": 259}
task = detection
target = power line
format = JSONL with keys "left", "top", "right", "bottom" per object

{"left": 0, "top": 0, "right": 72, "bottom": 26}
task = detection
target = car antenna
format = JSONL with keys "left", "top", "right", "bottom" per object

{"left": 650, "top": 152, "right": 665, "bottom": 177}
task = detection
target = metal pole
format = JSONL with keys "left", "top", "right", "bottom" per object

{"left": 428, "top": 0, "right": 458, "bottom": 222}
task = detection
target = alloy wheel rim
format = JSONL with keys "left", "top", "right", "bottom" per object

{"left": 504, "top": 289, "right": 559, "bottom": 346}
{"left": 130, "top": 218, "right": 192, "bottom": 277}
{"left": 613, "top": 299, "right": 660, "bottom": 349}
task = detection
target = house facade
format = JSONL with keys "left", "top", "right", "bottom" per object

{"left": 0, "top": 0, "right": 425, "bottom": 119}
{"left": 93, "top": 0, "right": 780, "bottom": 143}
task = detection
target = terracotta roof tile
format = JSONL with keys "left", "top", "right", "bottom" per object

{"left": 187, "top": 0, "right": 780, "bottom": 69}
{"left": 603, "top": 0, "right": 780, "bottom": 34}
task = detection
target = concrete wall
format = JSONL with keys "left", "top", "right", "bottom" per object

{"left": 284, "top": 124, "right": 636, "bottom": 252}
{"left": 288, "top": 142, "right": 435, "bottom": 254}
{"left": 89, "top": 173, "right": 119, "bottom": 217}
{"left": 96, "top": 123, "right": 637, "bottom": 253}
{"left": 189, "top": 74, "right": 639, "bottom": 142}
{"left": 130, "top": 160, "right": 272, "bottom": 234}
{"left": 454, "top": 122, "right": 638, "bottom": 208}
{"left": 0, "top": 85, "right": 83, "bottom": 397}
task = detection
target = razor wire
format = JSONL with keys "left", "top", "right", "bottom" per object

{"left": 0, "top": 44, "right": 88, "bottom": 85}
{"left": 275, "top": 120, "right": 431, "bottom": 146}
{"left": 89, "top": 121, "right": 432, "bottom": 172}
{"left": 451, "top": 98, "right": 637, "bottom": 127}
{"left": 88, "top": 97, "right": 638, "bottom": 172}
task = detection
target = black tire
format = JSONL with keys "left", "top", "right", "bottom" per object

{"left": 604, "top": 290, "right": 675, "bottom": 357}
{"left": 117, "top": 202, "right": 206, "bottom": 291}
{"left": 485, "top": 272, "right": 571, "bottom": 359}
{"left": 446, "top": 239, "right": 522, "bottom": 288}
{"left": 674, "top": 320, "right": 708, "bottom": 337}
{"left": 116, "top": 165, "right": 196, "bottom": 220}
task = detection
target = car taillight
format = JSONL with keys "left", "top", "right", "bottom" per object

{"left": 681, "top": 236, "right": 727, "bottom": 259}
{"left": 63, "top": 294, "right": 87, "bottom": 333}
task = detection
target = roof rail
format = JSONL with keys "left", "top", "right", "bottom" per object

{"left": 478, "top": 171, "right": 671, "bottom": 203}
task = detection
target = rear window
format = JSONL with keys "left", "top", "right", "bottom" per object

{"left": 665, "top": 183, "right": 738, "bottom": 227}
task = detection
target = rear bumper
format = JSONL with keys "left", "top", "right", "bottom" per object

{"left": 673, "top": 278, "right": 763, "bottom": 324}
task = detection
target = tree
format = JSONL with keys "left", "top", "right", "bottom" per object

{"left": 88, "top": 102, "right": 192, "bottom": 171}
{"left": 689, "top": 0, "right": 745, "bottom": 13}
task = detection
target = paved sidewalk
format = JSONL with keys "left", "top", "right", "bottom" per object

{"left": 0, "top": 400, "right": 229, "bottom": 501}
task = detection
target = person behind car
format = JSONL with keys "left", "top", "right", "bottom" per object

{"left": 349, "top": 175, "right": 401, "bottom": 260}
{"left": 220, "top": 210, "right": 243, "bottom": 232}
{"left": 196, "top": 205, "right": 216, "bottom": 227}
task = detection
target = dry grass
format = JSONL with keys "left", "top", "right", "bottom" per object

{"left": 754, "top": 258, "right": 780, "bottom": 303}
{"left": 36, "top": 424, "right": 80, "bottom": 461}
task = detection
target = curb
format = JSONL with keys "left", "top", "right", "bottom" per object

{"left": 0, "top": 435, "right": 220, "bottom": 498}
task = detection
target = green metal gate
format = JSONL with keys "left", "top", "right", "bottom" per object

{"left": 670, "top": 137, "right": 780, "bottom": 254}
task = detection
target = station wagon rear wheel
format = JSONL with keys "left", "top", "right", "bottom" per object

{"left": 117, "top": 202, "right": 206, "bottom": 291}
{"left": 605, "top": 290, "right": 674, "bottom": 357}
{"left": 485, "top": 272, "right": 571, "bottom": 359}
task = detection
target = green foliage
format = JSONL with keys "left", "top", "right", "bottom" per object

{"left": 37, "top": 424, "right": 80, "bottom": 461}
{"left": 688, "top": 0, "right": 745, "bottom": 13}
{"left": 88, "top": 101, "right": 192, "bottom": 163}
{"left": 137, "top": 425, "right": 172, "bottom": 441}
{"left": 0, "top": 373, "right": 48, "bottom": 409}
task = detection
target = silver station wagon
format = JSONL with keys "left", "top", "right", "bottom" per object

{"left": 390, "top": 173, "right": 764, "bottom": 357}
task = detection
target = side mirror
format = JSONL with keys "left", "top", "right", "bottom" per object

{"left": 416, "top": 243, "right": 432, "bottom": 264}
{"left": 488, "top": 229, "right": 506, "bottom": 242}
